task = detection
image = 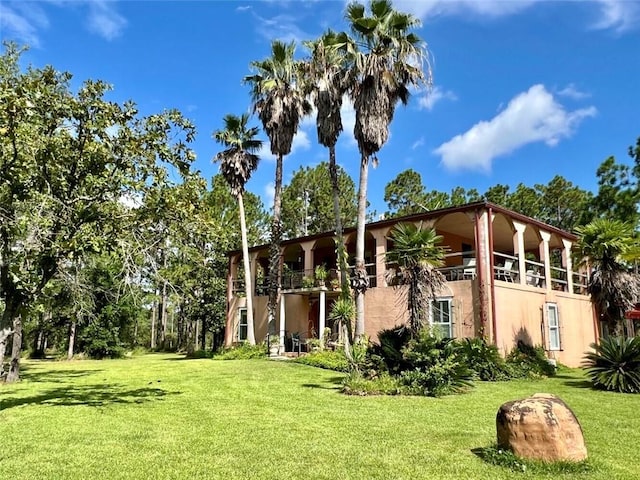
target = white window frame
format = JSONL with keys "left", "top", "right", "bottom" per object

{"left": 238, "top": 308, "right": 248, "bottom": 342}
{"left": 547, "top": 303, "right": 560, "bottom": 351}
{"left": 430, "top": 298, "right": 453, "bottom": 338}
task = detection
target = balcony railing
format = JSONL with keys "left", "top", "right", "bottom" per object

{"left": 232, "top": 251, "right": 588, "bottom": 296}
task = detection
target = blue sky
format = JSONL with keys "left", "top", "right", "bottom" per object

{"left": 2, "top": 0, "right": 640, "bottom": 216}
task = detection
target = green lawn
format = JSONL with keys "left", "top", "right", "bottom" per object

{"left": 1, "top": 354, "right": 638, "bottom": 480}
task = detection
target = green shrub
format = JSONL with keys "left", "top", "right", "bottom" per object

{"left": 373, "top": 326, "right": 412, "bottom": 374}
{"left": 214, "top": 342, "right": 267, "bottom": 360}
{"left": 342, "top": 371, "right": 403, "bottom": 396}
{"left": 81, "top": 321, "right": 125, "bottom": 359}
{"left": 458, "top": 337, "right": 511, "bottom": 381}
{"left": 400, "top": 332, "right": 473, "bottom": 397}
{"left": 505, "top": 341, "right": 556, "bottom": 378}
{"left": 583, "top": 336, "right": 640, "bottom": 393}
{"left": 186, "top": 349, "right": 213, "bottom": 359}
{"left": 294, "top": 350, "right": 349, "bottom": 372}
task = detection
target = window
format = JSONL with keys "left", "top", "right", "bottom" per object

{"left": 547, "top": 303, "right": 560, "bottom": 350}
{"left": 431, "top": 298, "right": 453, "bottom": 338}
{"left": 238, "top": 308, "right": 248, "bottom": 342}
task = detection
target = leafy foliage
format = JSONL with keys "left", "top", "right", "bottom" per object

{"left": 385, "top": 222, "right": 446, "bottom": 334}
{"left": 458, "top": 337, "right": 511, "bottom": 381}
{"left": 281, "top": 162, "right": 357, "bottom": 238}
{"left": 341, "top": 371, "right": 403, "bottom": 395}
{"left": 372, "top": 325, "right": 412, "bottom": 374}
{"left": 575, "top": 219, "right": 640, "bottom": 334}
{"left": 399, "top": 331, "right": 473, "bottom": 396}
{"left": 294, "top": 350, "right": 349, "bottom": 372}
{"left": 214, "top": 342, "right": 267, "bottom": 360}
{"left": 505, "top": 341, "right": 557, "bottom": 379}
{"left": 583, "top": 336, "right": 640, "bottom": 393}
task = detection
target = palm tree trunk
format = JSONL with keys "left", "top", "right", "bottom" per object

{"left": 328, "top": 146, "right": 353, "bottom": 343}
{"left": 238, "top": 193, "right": 256, "bottom": 344}
{"left": 354, "top": 156, "right": 370, "bottom": 340}
{"left": 268, "top": 154, "right": 284, "bottom": 335}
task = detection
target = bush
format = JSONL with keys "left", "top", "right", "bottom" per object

{"left": 505, "top": 341, "right": 556, "bottom": 379}
{"left": 458, "top": 337, "right": 511, "bottom": 381}
{"left": 342, "top": 371, "right": 403, "bottom": 396}
{"left": 400, "top": 332, "right": 473, "bottom": 397}
{"left": 294, "top": 350, "right": 349, "bottom": 372}
{"left": 583, "top": 336, "right": 640, "bottom": 393}
{"left": 186, "top": 349, "right": 213, "bottom": 359}
{"left": 373, "top": 326, "right": 412, "bottom": 374}
{"left": 214, "top": 342, "right": 267, "bottom": 360}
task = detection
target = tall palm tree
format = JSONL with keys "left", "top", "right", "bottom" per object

{"left": 244, "top": 40, "right": 312, "bottom": 331}
{"left": 575, "top": 218, "right": 640, "bottom": 337}
{"left": 385, "top": 222, "right": 446, "bottom": 335}
{"left": 302, "top": 31, "right": 353, "bottom": 303}
{"left": 341, "top": 0, "right": 431, "bottom": 339}
{"left": 213, "top": 113, "right": 262, "bottom": 345}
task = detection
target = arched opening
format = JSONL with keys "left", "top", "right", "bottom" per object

{"left": 345, "top": 231, "right": 377, "bottom": 288}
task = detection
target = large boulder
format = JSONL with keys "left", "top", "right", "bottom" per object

{"left": 496, "top": 393, "right": 587, "bottom": 462}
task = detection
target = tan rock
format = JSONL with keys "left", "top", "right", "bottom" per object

{"left": 496, "top": 393, "right": 587, "bottom": 462}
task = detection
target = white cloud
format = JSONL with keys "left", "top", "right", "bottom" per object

{"left": 434, "top": 84, "right": 597, "bottom": 172}
{"left": 393, "top": 0, "right": 535, "bottom": 20}
{"left": 591, "top": 0, "right": 640, "bottom": 33}
{"left": 86, "top": 1, "right": 127, "bottom": 40}
{"left": 418, "top": 86, "right": 458, "bottom": 111}
{"left": 264, "top": 182, "right": 275, "bottom": 207}
{"left": 257, "top": 129, "right": 311, "bottom": 162}
{"left": 254, "top": 13, "right": 310, "bottom": 43}
{"left": 411, "top": 137, "right": 425, "bottom": 150}
{"left": 394, "top": 0, "right": 639, "bottom": 32}
{"left": 236, "top": 5, "right": 252, "bottom": 12}
{"left": 0, "top": 2, "right": 49, "bottom": 47}
{"left": 339, "top": 96, "right": 356, "bottom": 146}
{"left": 557, "top": 83, "right": 590, "bottom": 100}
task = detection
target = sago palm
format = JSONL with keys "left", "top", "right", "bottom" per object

{"left": 244, "top": 40, "right": 312, "bottom": 329}
{"left": 385, "top": 222, "right": 446, "bottom": 335}
{"left": 213, "top": 113, "right": 262, "bottom": 344}
{"left": 575, "top": 218, "right": 640, "bottom": 336}
{"left": 339, "top": 0, "right": 431, "bottom": 339}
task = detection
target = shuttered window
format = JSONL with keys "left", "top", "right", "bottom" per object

{"left": 547, "top": 303, "right": 560, "bottom": 351}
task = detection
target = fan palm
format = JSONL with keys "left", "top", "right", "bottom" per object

{"left": 575, "top": 218, "right": 640, "bottom": 336}
{"left": 213, "top": 113, "right": 262, "bottom": 345}
{"left": 302, "top": 31, "right": 353, "bottom": 304}
{"left": 385, "top": 222, "right": 446, "bottom": 335}
{"left": 244, "top": 40, "right": 312, "bottom": 329}
{"left": 339, "top": 0, "right": 431, "bottom": 338}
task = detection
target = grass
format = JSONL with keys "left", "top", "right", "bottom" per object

{"left": 1, "top": 354, "right": 639, "bottom": 480}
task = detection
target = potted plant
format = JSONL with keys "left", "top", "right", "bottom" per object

{"left": 330, "top": 278, "right": 340, "bottom": 290}
{"left": 314, "top": 264, "right": 328, "bottom": 287}
{"left": 268, "top": 334, "right": 280, "bottom": 356}
{"left": 301, "top": 276, "right": 315, "bottom": 289}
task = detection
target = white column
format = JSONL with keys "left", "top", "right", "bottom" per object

{"left": 539, "top": 231, "right": 552, "bottom": 291}
{"left": 562, "top": 238, "right": 574, "bottom": 293}
{"left": 319, "top": 289, "right": 326, "bottom": 343}
{"left": 279, "top": 295, "right": 286, "bottom": 348}
{"left": 512, "top": 220, "right": 527, "bottom": 285}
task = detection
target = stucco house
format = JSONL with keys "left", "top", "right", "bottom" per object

{"left": 225, "top": 201, "right": 597, "bottom": 367}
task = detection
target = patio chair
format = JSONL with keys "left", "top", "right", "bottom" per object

{"left": 496, "top": 259, "right": 515, "bottom": 282}
{"left": 291, "top": 332, "right": 306, "bottom": 356}
{"left": 462, "top": 257, "right": 476, "bottom": 279}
